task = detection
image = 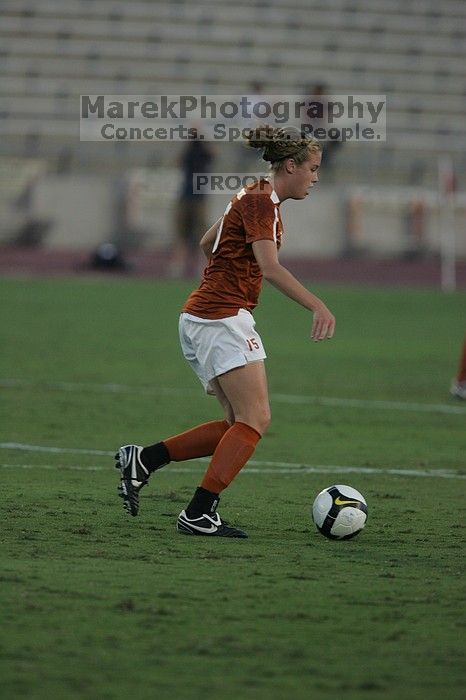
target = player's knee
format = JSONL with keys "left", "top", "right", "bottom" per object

{"left": 256, "top": 406, "right": 272, "bottom": 435}
{"left": 235, "top": 405, "right": 270, "bottom": 435}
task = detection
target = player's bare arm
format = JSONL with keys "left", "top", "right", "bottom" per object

{"left": 252, "top": 239, "right": 335, "bottom": 341}
{"left": 199, "top": 217, "right": 222, "bottom": 260}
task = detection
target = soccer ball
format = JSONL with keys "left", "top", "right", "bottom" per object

{"left": 312, "top": 484, "right": 368, "bottom": 540}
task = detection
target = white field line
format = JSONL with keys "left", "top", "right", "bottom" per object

{"left": 0, "top": 443, "right": 465, "bottom": 479}
{"left": 272, "top": 393, "right": 466, "bottom": 415}
{"left": 1, "top": 378, "right": 466, "bottom": 416}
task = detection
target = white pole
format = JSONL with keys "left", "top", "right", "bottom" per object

{"left": 438, "top": 156, "right": 456, "bottom": 293}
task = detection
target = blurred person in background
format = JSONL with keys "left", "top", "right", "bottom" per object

{"left": 450, "top": 338, "right": 466, "bottom": 399}
{"left": 170, "top": 129, "right": 214, "bottom": 277}
{"left": 303, "top": 82, "right": 342, "bottom": 181}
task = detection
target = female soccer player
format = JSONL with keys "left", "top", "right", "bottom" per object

{"left": 116, "top": 125, "right": 335, "bottom": 538}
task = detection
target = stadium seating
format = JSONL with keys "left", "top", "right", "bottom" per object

{"left": 0, "top": 0, "right": 465, "bottom": 183}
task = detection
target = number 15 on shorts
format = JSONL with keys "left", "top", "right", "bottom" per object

{"left": 246, "top": 337, "right": 260, "bottom": 351}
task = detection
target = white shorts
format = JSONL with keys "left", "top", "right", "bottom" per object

{"left": 179, "top": 309, "right": 267, "bottom": 393}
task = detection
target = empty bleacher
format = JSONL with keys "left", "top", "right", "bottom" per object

{"left": 0, "top": 0, "right": 465, "bottom": 183}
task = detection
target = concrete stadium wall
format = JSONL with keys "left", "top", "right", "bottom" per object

{"left": 31, "top": 174, "right": 466, "bottom": 258}
{"left": 34, "top": 175, "right": 114, "bottom": 249}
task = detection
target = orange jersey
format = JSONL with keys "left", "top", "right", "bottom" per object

{"left": 183, "top": 178, "right": 283, "bottom": 319}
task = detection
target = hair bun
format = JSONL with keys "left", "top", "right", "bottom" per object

{"left": 246, "top": 124, "right": 275, "bottom": 150}
{"left": 245, "top": 124, "right": 320, "bottom": 163}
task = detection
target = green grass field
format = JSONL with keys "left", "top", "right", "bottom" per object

{"left": 1, "top": 275, "right": 465, "bottom": 700}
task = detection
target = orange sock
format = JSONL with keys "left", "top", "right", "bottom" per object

{"left": 163, "top": 420, "right": 230, "bottom": 462}
{"left": 201, "top": 422, "right": 261, "bottom": 493}
{"left": 457, "top": 340, "right": 466, "bottom": 383}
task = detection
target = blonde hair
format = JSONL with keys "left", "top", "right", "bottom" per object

{"left": 246, "top": 124, "right": 321, "bottom": 173}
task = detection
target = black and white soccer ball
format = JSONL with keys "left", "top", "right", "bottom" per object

{"left": 312, "top": 484, "right": 368, "bottom": 540}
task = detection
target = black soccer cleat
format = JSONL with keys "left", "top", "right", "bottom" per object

{"left": 115, "top": 444, "right": 149, "bottom": 517}
{"left": 177, "top": 509, "right": 248, "bottom": 538}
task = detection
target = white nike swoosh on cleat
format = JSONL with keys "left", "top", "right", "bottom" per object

{"left": 179, "top": 519, "right": 218, "bottom": 534}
